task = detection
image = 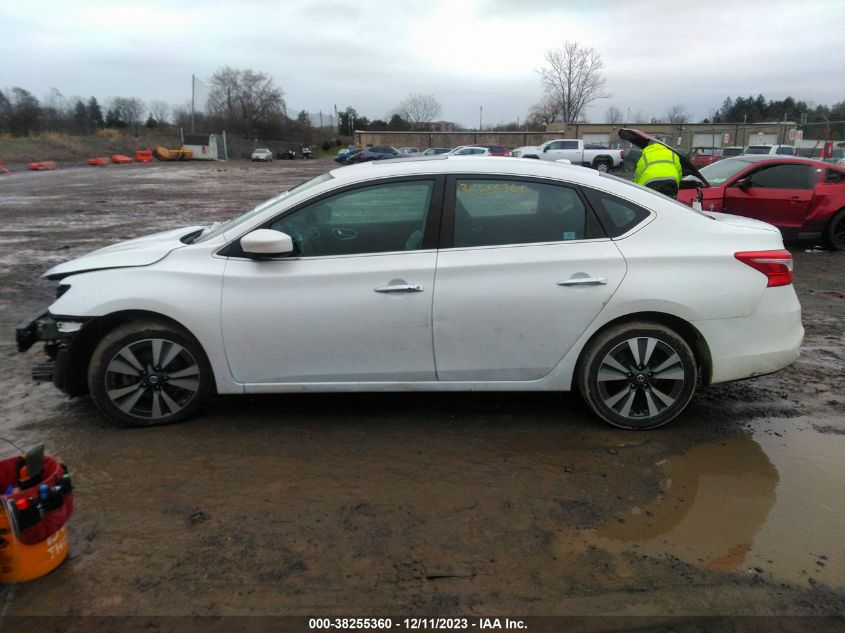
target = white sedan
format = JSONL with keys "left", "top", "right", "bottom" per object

{"left": 17, "top": 157, "right": 803, "bottom": 429}
{"left": 447, "top": 146, "right": 493, "bottom": 156}
{"left": 250, "top": 148, "right": 273, "bottom": 162}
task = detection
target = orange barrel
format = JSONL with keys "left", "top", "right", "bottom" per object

{"left": 27, "top": 161, "right": 58, "bottom": 171}
{"left": 0, "top": 454, "right": 73, "bottom": 583}
{"left": 135, "top": 149, "right": 154, "bottom": 163}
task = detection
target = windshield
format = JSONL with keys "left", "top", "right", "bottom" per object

{"left": 195, "top": 172, "right": 334, "bottom": 243}
{"left": 746, "top": 146, "right": 771, "bottom": 154}
{"left": 699, "top": 159, "right": 750, "bottom": 185}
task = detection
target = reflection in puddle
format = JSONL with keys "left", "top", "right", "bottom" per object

{"left": 583, "top": 425, "right": 845, "bottom": 589}
{"left": 586, "top": 437, "right": 778, "bottom": 572}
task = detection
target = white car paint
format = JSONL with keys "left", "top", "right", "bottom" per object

{"left": 33, "top": 156, "right": 803, "bottom": 425}
{"left": 447, "top": 146, "right": 492, "bottom": 156}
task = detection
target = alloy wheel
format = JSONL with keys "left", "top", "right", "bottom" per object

{"left": 595, "top": 336, "right": 686, "bottom": 421}
{"left": 104, "top": 338, "right": 201, "bottom": 421}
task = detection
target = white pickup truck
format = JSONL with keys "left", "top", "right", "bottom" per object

{"left": 510, "top": 139, "right": 624, "bottom": 172}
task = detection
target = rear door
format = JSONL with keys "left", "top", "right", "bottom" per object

{"left": 724, "top": 163, "right": 819, "bottom": 228}
{"left": 431, "top": 176, "right": 626, "bottom": 381}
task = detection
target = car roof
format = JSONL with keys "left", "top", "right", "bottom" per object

{"left": 329, "top": 155, "right": 614, "bottom": 187}
{"left": 727, "top": 155, "right": 831, "bottom": 167}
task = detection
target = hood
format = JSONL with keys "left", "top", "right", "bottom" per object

{"left": 44, "top": 225, "right": 204, "bottom": 279}
{"left": 618, "top": 128, "right": 709, "bottom": 186}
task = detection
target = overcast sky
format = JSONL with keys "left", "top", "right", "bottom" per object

{"left": 2, "top": 0, "right": 842, "bottom": 127}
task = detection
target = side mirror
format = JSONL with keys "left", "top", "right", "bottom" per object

{"left": 736, "top": 178, "right": 751, "bottom": 190}
{"left": 241, "top": 229, "right": 294, "bottom": 258}
{"left": 543, "top": 146, "right": 550, "bottom": 152}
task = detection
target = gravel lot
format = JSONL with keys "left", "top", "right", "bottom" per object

{"left": 0, "top": 159, "right": 843, "bottom": 619}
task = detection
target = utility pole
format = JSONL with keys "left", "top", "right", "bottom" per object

{"left": 190, "top": 74, "right": 196, "bottom": 133}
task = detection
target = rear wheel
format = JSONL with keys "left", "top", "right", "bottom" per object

{"left": 823, "top": 209, "right": 845, "bottom": 251}
{"left": 577, "top": 322, "right": 698, "bottom": 429}
{"left": 88, "top": 321, "right": 213, "bottom": 427}
{"left": 594, "top": 160, "right": 611, "bottom": 173}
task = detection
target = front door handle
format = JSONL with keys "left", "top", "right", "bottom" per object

{"left": 374, "top": 284, "right": 424, "bottom": 293}
{"left": 557, "top": 277, "right": 607, "bottom": 286}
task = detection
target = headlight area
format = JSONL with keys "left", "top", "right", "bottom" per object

{"left": 15, "top": 311, "right": 89, "bottom": 388}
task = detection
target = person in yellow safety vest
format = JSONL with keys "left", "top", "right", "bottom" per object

{"left": 634, "top": 141, "right": 683, "bottom": 198}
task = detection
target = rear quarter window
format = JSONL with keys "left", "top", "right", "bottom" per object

{"left": 825, "top": 169, "right": 845, "bottom": 184}
{"left": 582, "top": 188, "right": 651, "bottom": 237}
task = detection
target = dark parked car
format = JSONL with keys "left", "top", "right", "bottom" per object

{"left": 422, "top": 147, "right": 451, "bottom": 156}
{"left": 343, "top": 146, "right": 407, "bottom": 164}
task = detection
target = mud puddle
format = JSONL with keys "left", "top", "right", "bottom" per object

{"left": 583, "top": 417, "right": 845, "bottom": 590}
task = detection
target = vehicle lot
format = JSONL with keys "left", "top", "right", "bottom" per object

{"left": 1, "top": 159, "right": 844, "bottom": 616}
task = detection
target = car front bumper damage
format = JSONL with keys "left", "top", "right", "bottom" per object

{"left": 16, "top": 311, "right": 87, "bottom": 394}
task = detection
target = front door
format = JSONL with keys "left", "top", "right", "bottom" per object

{"left": 724, "top": 163, "right": 819, "bottom": 229}
{"left": 221, "top": 178, "right": 441, "bottom": 385}
{"left": 432, "top": 177, "right": 626, "bottom": 381}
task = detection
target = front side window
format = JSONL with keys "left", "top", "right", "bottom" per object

{"left": 746, "top": 164, "right": 817, "bottom": 189}
{"left": 269, "top": 180, "right": 434, "bottom": 257}
{"left": 453, "top": 179, "right": 587, "bottom": 247}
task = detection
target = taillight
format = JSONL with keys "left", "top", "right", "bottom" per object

{"left": 734, "top": 250, "right": 793, "bottom": 287}
{"left": 620, "top": 150, "right": 625, "bottom": 159}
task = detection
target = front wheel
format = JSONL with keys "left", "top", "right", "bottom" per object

{"left": 577, "top": 321, "right": 698, "bottom": 429}
{"left": 823, "top": 209, "right": 845, "bottom": 251}
{"left": 88, "top": 320, "right": 213, "bottom": 427}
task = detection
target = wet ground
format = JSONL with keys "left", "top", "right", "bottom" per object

{"left": 0, "top": 160, "right": 843, "bottom": 620}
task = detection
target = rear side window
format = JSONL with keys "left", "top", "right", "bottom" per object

{"left": 582, "top": 188, "right": 651, "bottom": 238}
{"left": 453, "top": 179, "right": 588, "bottom": 247}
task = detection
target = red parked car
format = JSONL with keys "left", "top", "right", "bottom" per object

{"left": 478, "top": 144, "right": 510, "bottom": 156}
{"left": 678, "top": 156, "right": 845, "bottom": 250}
{"left": 690, "top": 147, "right": 722, "bottom": 168}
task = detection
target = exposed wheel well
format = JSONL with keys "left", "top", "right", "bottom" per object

{"left": 576, "top": 311, "right": 713, "bottom": 386}
{"left": 61, "top": 310, "right": 211, "bottom": 397}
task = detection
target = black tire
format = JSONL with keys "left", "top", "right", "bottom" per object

{"left": 87, "top": 320, "right": 213, "bottom": 427}
{"left": 823, "top": 208, "right": 845, "bottom": 251}
{"left": 594, "top": 160, "right": 611, "bottom": 173}
{"left": 577, "top": 321, "right": 698, "bottom": 430}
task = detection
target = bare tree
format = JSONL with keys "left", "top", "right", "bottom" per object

{"left": 110, "top": 97, "right": 145, "bottom": 132}
{"left": 149, "top": 100, "right": 170, "bottom": 125}
{"left": 665, "top": 104, "right": 691, "bottom": 124}
{"left": 538, "top": 41, "right": 609, "bottom": 123}
{"left": 206, "top": 66, "right": 285, "bottom": 135}
{"left": 631, "top": 109, "right": 648, "bottom": 124}
{"left": 528, "top": 95, "right": 560, "bottom": 127}
{"left": 604, "top": 105, "right": 623, "bottom": 125}
{"left": 395, "top": 93, "right": 442, "bottom": 128}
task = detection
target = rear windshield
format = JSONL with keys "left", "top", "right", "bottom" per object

{"left": 746, "top": 146, "right": 771, "bottom": 154}
{"left": 722, "top": 147, "right": 743, "bottom": 157}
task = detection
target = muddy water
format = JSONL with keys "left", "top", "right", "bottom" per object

{"left": 0, "top": 162, "right": 843, "bottom": 616}
{"left": 584, "top": 422, "right": 844, "bottom": 590}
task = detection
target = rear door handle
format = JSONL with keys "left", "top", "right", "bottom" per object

{"left": 374, "top": 284, "right": 424, "bottom": 293}
{"left": 557, "top": 277, "right": 607, "bottom": 286}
